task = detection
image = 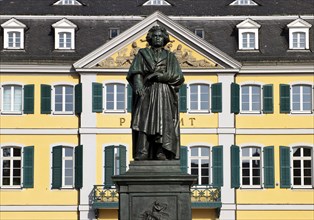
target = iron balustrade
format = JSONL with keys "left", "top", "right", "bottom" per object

{"left": 92, "top": 185, "right": 221, "bottom": 208}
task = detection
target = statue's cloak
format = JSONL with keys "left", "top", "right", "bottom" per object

{"left": 127, "top": 48, "right": 184, "bottom": 159}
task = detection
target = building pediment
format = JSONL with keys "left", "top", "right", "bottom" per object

{"left": 74, "top": 11, "right": 241, "bottom": 71}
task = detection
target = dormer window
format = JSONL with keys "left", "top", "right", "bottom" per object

{"left": 195, "top": 29, "right": 204, "bottom": 39}
{"left": 54, "top": 0, "right": 82, "bottom": 5}
{"left": 236, "top": 19, "right": 261, "bottom": 50}
{"left": 143, "top": 0, "right": 171, "bottom": 6}
{"left": 230, "top": 0, "right": 258, "bottom": 6}
{"left": 1, "top": 18, "right": 26, "bottom": 50}
{"left": 287, "top": 18, "right": 312, "bottom": 50}
{"left": 52, "top": 18, "right": 77, "bottom": 50}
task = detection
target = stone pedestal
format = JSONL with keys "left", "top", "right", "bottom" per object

{"left": 112, "top": 161, "right": 197, "bottom": 220}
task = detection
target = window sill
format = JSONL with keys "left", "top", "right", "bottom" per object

{"left": 188, "top": 110, "right": 210, "bottom": 114}
{"left": 53, "top": 112, "right": 74, "bottom": 115}
{"left": 240, "top": 186, "right": 263, "bottom": 189}
{"left": 237, "top": 49, "right": 260, "bottom": 53}
{"left": 291, "top": 186, "right": 314, "bottom": 189}
{"left": 287, "top": 49, "right": 311, "bottom": 52}
{"left": 2, "top": 49, "right": 25, "bottom": 52}
{"left": 240, "top": 111, "right": 262, "bottom": 115}
{"left": 290, "top": 111, "right": 313, "bottom": 115}
{"left": 1, "top": 111, "right": 23, "bottom": 115}
{"left": 104, "top": 110, "right": 127, "bottom": 114}
{"left": 53, "top": 49, "right": 76, "bottom": 52}
{"left": 0, "top": 186, "right": 22, "bottom": 190}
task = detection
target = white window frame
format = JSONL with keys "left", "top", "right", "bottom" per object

{"left": 62, "top": 147, "right": 75, "bottom": 188}
{"left": 194, "top": 29, "right": 204, "bottom": 39}
{"left": 188, "top": 83, "right": 210, "bottom": 113}
{"left": 52, "top": 19, "right": 77, "bottom": 50}
{"left": 1, "top": 18, "right": 26, "bottom": 50}
{"left": 188, "top": 146, "right": 211, "bottom": 186}
{"left": 240, "top": 84, "right": 262, "bottom": 114}
{"left": 143, "top": 0, "right": 171, "bottom": 6}
{"left": 240, "top": 146, "right": 263, "bottom": 189}
{"left": 291, "top": 146, "right": 314, "bottom": 189}
{"left": 53, "top": 84, "right": 75, "bottom": 115}
{"left": 58, "top": 32, "right": 72, "bottom": 49}
{"left": 104, "top": 82, "right": 127, "bottom": 113}
{"left": 230, "top": 0, "right": 258, "bottom": 6}
{"left": 1, "top": 84, "right": 23, "bottom": 115}
{"left": 0, "top": 146, "right": 23, "bottom": 188}
{"left": 109, "top": 28, "right": 120, "bottom": 39}
{"left": 291, "top": 84, "right": 313, "bottom": 114}
{"left": 291, "top": 32, "right": 306, "bottom": 49}
{"left": 287, "top": 19, "right": 311, "bottom": 50}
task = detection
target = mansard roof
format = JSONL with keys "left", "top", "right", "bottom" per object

{"left": 1, "top": 0, "right": 313, "bottom": 16}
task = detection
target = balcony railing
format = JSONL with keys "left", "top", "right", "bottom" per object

{"left": 92, "top": 185, "right": 221, "bottom": 209}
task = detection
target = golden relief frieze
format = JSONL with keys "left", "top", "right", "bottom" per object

{"left": 95, "top": 35, "right": 221, "bottom": 69}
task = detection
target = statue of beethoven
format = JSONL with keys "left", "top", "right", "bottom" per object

{"left": 127, "top": 26, "right": 185, "bottom": 160}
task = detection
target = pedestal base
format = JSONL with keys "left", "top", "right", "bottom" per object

{"left": 112, "top": 160, "right": 197, "bottom": 220}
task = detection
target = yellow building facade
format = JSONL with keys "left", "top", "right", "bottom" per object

{"left": 0, "top": 8, "right": 313, "bottom": 220}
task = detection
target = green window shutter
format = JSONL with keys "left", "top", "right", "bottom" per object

{"left": 179, "top": 84, "right": 187, "bottom": 113}
{"left": 127, "top": 84, "right": 133, "bottom": 113}
{"left": 92, "top": 82, "right": 103, "bottom": 113}
{"left": 211, "top": 83, "right": 222, "bottom": 113}
{"left": 280, "top": 146, "right": 291, "bottom": 188}
{"left": 75, "top": 145, "right": 83, "bottom": 189}
{"left": 23, "top": 146, "right": 34, "bottom": 188}
{"left": 104, "top": 146, "right": 115, "bottom": 186}
{"left": 41, "top": 84, "right": 51, "bottom": 114}
{"left": 52, "top": 146, "right": 62, "bottom": 189}
{"left": 23, "top": 85, "right": 34, "bottom": 114}
{"left": 119, "top": 145, "right": 127, "bottom": 175}
{"left": 231, "top": 83, "right": 240, "bottom": 114}
{"left": 212, "top": 145, "right": 223, "bottom": 187}
{"left": 263, "top": 84, "right": 273, "bottom": 114}
{"left": 231, "top": 145, "right": 240, "bottom": 188}
{"left": 180, "top": 146, "right": 188, "bottom": 173}
{"left": 263, "top": 146, "right": 275, "bottom": 188}
{"left": 280, "top": 84, "right": 290, "bottom": 113}
{"left": 75, "top": 83, "right": 82, "bottom": 114}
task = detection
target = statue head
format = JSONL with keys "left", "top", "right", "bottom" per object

{"left": 146, "top": 26, "right": 170, "bottom": 48}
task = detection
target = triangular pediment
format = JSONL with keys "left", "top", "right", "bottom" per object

{"left": 74, "top": 11, "right": 241, "bottom": 70}
{"left": 236, "top": 18, "right": 261, "bottom": 29}
{"left": 287, "top": 18, "right": 312, "bottom": 28}
{"left": 1, "top": 18, "right": 26, "bottom": 28}
{"left": 52, "top": 18, "right": 77, "bottom": 28}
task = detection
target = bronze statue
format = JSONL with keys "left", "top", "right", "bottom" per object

{"left": 127, "top": 26, "right": 185, "bottom": 160}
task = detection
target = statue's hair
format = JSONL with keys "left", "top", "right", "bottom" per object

{"left": 146, "top": 26, "right": 170, "bottom": 47}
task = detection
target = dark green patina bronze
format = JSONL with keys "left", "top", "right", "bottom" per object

{"left": 127, "top": 26, "right": 185, "bottom": 161}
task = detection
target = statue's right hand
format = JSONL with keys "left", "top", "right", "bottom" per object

{"left": 135, "top": 88, "right": 145, "bottom": 96}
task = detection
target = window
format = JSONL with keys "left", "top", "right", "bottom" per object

{"left": 292, "top": 147, "right": 313, "bottom": 187}
{"left": 1, "top": 18, "right": 26, "bottom": 50}
{"left": 2, "top": 85, "right": 22, "bottom": 114}
{"left": 143, "top": 0, "right": 171, "bottom": 6}
{"left": 190, "top": 147, "right": 210, "bottom": 185}
{"left": 54, "top": 85, "right": 74, "bottom": 114}
{"left": 1, "top": 147, "right": 21, "bottom": 187}
{"left": 109, "top": 28, "right": 120, "bottom": 39}
{"left": 52, "top": 145, "right": 82, "bottom": 189}
{"left": 62, "top": 147, "right": 74, "bottom": 187}
{"left": 104, "top": 145, "right": 127, "bottom": 186}
{"left": 189, "top": 84, "right": 210, "bottom": 112}
{"left": 241, "top": 147, "right": 261, "bottom": 187}
{"left": 54, "top": 0, "right": 81, "bottom": 5}
{"left": 230, "top": 0, "right": 258, "bottom": 5}
{"left": 8, "top": 31, "right": 21, "bottom": 48}
{"left": 242, "top": 32, "right": 255, "bottom": 49}
{"left": 287, "top": 18, "right": 311, "bottom": 50}
{"left": 241, "top": 85, "right": 261, "bottom": 112}
{"left": 195, "top": 29, "right": 204, "bottom": 39}
{"left": 292, "top": 85, "right": 312, "bottom": 113}
{"left": 58, "top": 32, "right": 72, "bottom": 49}
{"left": 292, "top": 32, "right": 306, "bottom": 49}
{"left": 237, "top": 19, "right": 260, "bottom": 50}
{"left": 52, "top": 18, "right": 77, "bottom": 50}
{"left": 105, "top": 83, "right": 126, "bottom": 112}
